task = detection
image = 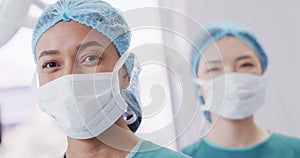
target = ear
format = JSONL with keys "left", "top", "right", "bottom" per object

{"left": 120, "top": 66, "right": 130, "bottom": 89}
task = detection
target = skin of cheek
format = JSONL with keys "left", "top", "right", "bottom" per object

{"left": 94, "top": 44, "right": 130, "bottom": 90}
{"left": 37, "top": 62, "right": 63, "bottom": 86}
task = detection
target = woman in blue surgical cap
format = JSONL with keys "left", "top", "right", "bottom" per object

{"left": 31, "top": 0, "right": 190, "bottom": 158}
{"left": 181, "top": 21, "right": 300, "bottom": 158}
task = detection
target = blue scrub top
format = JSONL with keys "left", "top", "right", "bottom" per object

{"left": 181, "top": 133, "right": 300, "bottom": 158}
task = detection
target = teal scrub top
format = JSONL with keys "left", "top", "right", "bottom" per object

{"left": 181, "top": 133, "right": 300, "bottom": 158}
{"left": 62, "top": 140, "right": 190, "bottom": 158}
{"left": 126, "top": 140, "right": 190, "bottom": 158}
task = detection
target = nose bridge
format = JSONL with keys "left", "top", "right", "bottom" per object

{"left": 225, "top": 65, "right": 236, "bottom": 74}
{"left": 63, "top": 57, "right": 76, "bottom": 75}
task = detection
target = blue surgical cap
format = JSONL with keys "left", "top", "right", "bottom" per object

{"left": 191, "top": 21, "right": 268, "bottom": 76}
{"left": 32, "top": 0, "right": 131, "bottom": 74}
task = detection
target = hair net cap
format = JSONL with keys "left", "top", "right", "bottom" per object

{"left": 191, "top": 21, "right": 268, "bottom": 76}
{"left": 32, "top": 0, "right": 131, "bottom": 72}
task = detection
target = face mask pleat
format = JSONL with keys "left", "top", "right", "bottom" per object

{"left": 196, "top": 73, "right": 267, "bottom": 120}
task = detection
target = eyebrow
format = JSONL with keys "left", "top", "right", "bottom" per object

{"left": 38, "top": 50, "right": 60, "bottom": 59}
{"left": 76, "top": 41, "right": 104, "bottom": 52}
{"left": 206, "top": 55, "right": 253, "bottom": 63}
{"left": 235, "top": 55, "right": 252, "bottom": 62}
{"left": 206, "top": 59, "right": 222, "bottom": 63}
{"left": 38, "top": 41, "right": 104, "bottom": 60}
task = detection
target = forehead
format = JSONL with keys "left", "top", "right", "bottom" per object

{"left": 200, "top": 36, "right": 258, "bottom": 63}
{"left": 35, "top": 21, "right": 111, "bottom": 56}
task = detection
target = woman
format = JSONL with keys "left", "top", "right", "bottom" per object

{"left": 31, "top": 0, "right": 190, "bottom": 157}
{"left": 181, "top": 21, "right": 300, "bottom": 157}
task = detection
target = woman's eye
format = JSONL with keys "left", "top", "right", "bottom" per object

{"left": 207, "top": 68, "right": 219, "bottom": 73}
{"left": 42, "top": 61, "right": 59, "bottom": 69}
{"left": 241, "top": 63, "right": 253, "bottom": 67}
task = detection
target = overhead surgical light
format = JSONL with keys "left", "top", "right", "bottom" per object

{"left": 0, "top": 0, "right": 46, "bottom": 47}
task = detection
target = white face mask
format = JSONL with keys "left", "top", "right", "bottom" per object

{"left": 32, "top": 53, "right": 130, "bottom": 139}
{"left": 196, "top": 73, "right": 267, "bottom": 120}
{"left": 32, "top": 72, "right": 126, "bottom": 139}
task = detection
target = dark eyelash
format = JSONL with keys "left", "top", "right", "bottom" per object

{"left": 42, "top": 60, "right": 59, "bottom": 68}
{"left": 82, "top": 52, "right": 103, "bottom": 60}
{"left": 241, "top": 63, "right": 253, "bottom": 67}
{"left": 207, "top": 68, "right": 219, "bottom": 72}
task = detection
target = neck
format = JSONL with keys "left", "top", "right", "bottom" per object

{"left": 206, "top": 115, "right": 269, "bottom": 148}
{"left": 66, "top": 117, "right": 139, "bottom": 158}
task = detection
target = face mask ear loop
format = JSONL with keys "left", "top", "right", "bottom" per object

{"left": 195, "top": 77, "right": 206, "bottom": 90}
{"left": 31, "top": 70, "right": 44, "bottom": 100}
{"left": 111, "top": 52, "right": 132, "bottom": 112}
{"left": 32, "top": 70, "right": 40, "bottom": 88}
{"left": 31, "top": 70, "right": 49, "bottom": 113}
{"left": 194, "top": 78, "right": 213, "bottom": 124}
{"left": 194, "top": 78, "right": 205, "bottom": 85}
{"left": 123, "top": 111, "right": 137, "bottom": 125}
